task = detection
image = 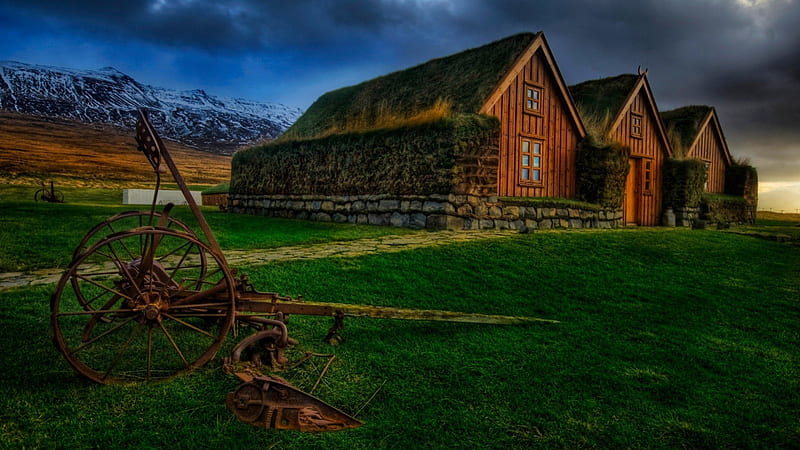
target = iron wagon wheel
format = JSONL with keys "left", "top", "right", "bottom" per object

{"left": 71, "top": 211, "right": 197, "bottom": 261}
{"left": 51, "top": 227, "right": 236, "bottom": 384}
{"left": 70, "top": 213, "right": 204, "bottom": 317}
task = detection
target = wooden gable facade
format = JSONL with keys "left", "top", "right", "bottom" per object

{"left": 662, "top": 106, "right": 732, "bottom": 193}
{"left": 479, "top": 34, "right": 586, "bottom": 198}
{"left": 571, "top": 74, "right": 672, "bottom": 226}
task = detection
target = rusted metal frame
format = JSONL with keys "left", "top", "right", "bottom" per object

{"left": 227, "top": 317, "right": 289, "bottom": 364}
{"left": 235, "top": 294, "right": 560, "bottom": 325}
{"left": 136, "top": 109, "right": 228, "bottom": 267}
{"left": 131, "top": 204, "right": 175, "bottom": 291}
{"left": 169, "top": 281, "right": 230, "bottom": 307}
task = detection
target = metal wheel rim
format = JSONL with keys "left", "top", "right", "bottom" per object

{"left": 72, "top": 211, "right": 197, "bottom": 261}
{"left": 51, "top": 228, "right": 235, "bottom": 384}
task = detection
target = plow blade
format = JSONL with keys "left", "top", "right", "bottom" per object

{"left": 226, "top": 375, "right": 362, "bottom": 432}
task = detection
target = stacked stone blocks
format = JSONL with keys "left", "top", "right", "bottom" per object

{"left": 229, "top": 193, "right": 623, "bottom": 230}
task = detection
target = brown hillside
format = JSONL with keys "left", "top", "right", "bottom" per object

{"left": 0, "top": 111, "right": 231, "bottom": 188}
{"left": 757, "top": 210, "right": 800, "bottom": 223}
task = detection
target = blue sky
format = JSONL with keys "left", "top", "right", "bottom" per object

{"left": 1, "top": 0, "right": 799, "bottom": 209}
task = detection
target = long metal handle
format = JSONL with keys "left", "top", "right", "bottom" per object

{"left": 135, "top": 109, "right": 229, "bottom": 269}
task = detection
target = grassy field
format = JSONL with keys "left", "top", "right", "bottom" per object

{"left": 0, "top": 189, "right": 798, "bottom": 448}
{"left": 0, "top": 111, "right": 231, "bottom": 188}
{"left": 0, "top": 185, "right": 416, "bottom": 272}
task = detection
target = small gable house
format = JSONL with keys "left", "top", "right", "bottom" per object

{"left": 661, "top": 106, "right": 732, "bottom": 194}
{"left": 570, "top": 74, "right": 673, "bottom": 226}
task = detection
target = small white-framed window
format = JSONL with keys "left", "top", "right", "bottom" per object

{"left": 520, "top": 138, "right": 543, "bottom": 184}
{"left": 524, "top": 84, "right": 543, "bottom": 113}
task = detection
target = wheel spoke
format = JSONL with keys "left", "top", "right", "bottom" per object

{"left": 162, "top": 263, "right": 205, "bottom": 272}
{"left": 189, "top": 266, "right": 224, "bottom": 291}
{"left": 106, "top": 244, "right": 144, "bottom": 298}
{"left": 102, "top": 323, "right": 145, "bottom": 381}
{"left": 170, "top": 281, "right": 229, "bottom": 307}
{"left": 69, "top": 317, "right": 136, "bottom": 356}
{"left": 80, "top": 293, "right": 127, "bottom": 340}
{"left": 158, "top": 321, "right": 189, "bottom": 367}
{"left": 52, "top": 227, "right": 233, "bottom": 384}
{"left": 146, "top": 327, "right": 153, "bottom": 381}
{"left": 74, "top": 273, "right": 133, "bottom": 302}
{"left": 115, "top": 230, "right": 138, "bottom": 262}
{"left": 80, "top": 287, "right": 113, "bottom": 310}
{"left": 167, "top": 243, "right": 199, "bottom": 280}
{"left": 157, "top": 239, "right": 194, "bottom": 263}
{"left": 162, "top": 313, "right": 216, "bottom": 338}
{"left": 73, "top": 268, "right": 120, "bottom": 277}
{"left": 58, "top": 307, "right": 135, "bottom": 317}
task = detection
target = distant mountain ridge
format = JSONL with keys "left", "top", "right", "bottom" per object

{"left": 0, "top": 61, "right": 302, "bottom": 154}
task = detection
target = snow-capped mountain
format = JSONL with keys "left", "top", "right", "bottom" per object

{"left": 0, "top": 61, "right": 302, "bottom": 154}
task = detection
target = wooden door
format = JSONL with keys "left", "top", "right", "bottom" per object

{"left": 624, "top": 158, "right": 639, "bottom": 225}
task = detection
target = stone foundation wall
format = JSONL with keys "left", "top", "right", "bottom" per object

{"left": 673, "top": 207, "right": 699, "bottom": 227}
{"left": 228, "top": 193, "right": 623, "bottom": 230}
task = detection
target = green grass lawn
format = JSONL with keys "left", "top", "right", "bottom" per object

{"left": 0, "top": 202, "right": 798, "bottom": 448}
{"left": 0, "top": 185, "right": 416, "bottom": 272}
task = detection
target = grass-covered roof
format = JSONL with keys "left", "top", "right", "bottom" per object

{"left": 281, "top": 32, "right": 538, "bottom": 140}
{"left": 568, "top": 74, "right": 639, "bottom": 126}
{"left": 231, "top": 114, "right": 499, "bottom": 196}
{"left": 661, "top": 105, "right": 712, "bottom": 149}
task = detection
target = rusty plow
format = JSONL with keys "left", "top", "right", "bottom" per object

{"left": 49, "top": 109, "right": 559, "bottom": 433}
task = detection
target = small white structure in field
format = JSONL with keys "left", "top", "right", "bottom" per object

{"left": 123, "top": 189, "right": 203, "bottom": 206}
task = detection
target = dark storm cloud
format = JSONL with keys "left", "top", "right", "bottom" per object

{"left": 1, "top": 0, "right": 269, "bottom": 51}
{"left": 0, "top": 0, "right": 441, "bottom": 57}
{"left": 2, "top": 0, "right": 799, "bottom": 187}
{"left": 6, "top": 0, "right": 794, "bottom": 80}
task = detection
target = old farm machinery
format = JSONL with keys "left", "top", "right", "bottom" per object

{"left": 50, "top": 109, "right": 558, "bottom": 432}
{"left": 34, "top": 180, "right": 64, "bottom": 203}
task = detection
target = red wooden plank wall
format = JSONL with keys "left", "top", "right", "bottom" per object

{"left": 610, "top": 90, "right": 668, "bottom": 226}
{"left": 484, "top": 49, "right": 580, "bottom": 198}
{"left": 689, "top": 124, "right": 728, "bottom": 193}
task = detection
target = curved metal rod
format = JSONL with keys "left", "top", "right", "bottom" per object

{"left": 228, "top": 318, "right": 289, "bottom": 364}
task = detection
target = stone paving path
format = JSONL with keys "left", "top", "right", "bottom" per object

{"left": 0, "top": 229, "right": 518, "bottom": 292}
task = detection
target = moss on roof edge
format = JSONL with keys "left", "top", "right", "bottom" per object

{"left": 568, "top": 74, "right": 639, "bottom": 126}
{"left": 661, "top": 105, "right": 713, "bottom": 148}
{"left": 281, "top": 32, "right": 538, "bottom": 140}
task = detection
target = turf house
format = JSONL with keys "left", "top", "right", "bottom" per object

{"left": 569, "top": 73, "right": 672, "bottom": 226}
{"left": 228, "top": 33, "right": 755, "bottom": 229}
{"left": 661, "top": 106, "right": 732, "bottom": 194}
{"left": 660, "top": 106, "right": 758, "bottom": 225}
{"left": 228, "top": 32, "right": 633, "bottom": 230}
